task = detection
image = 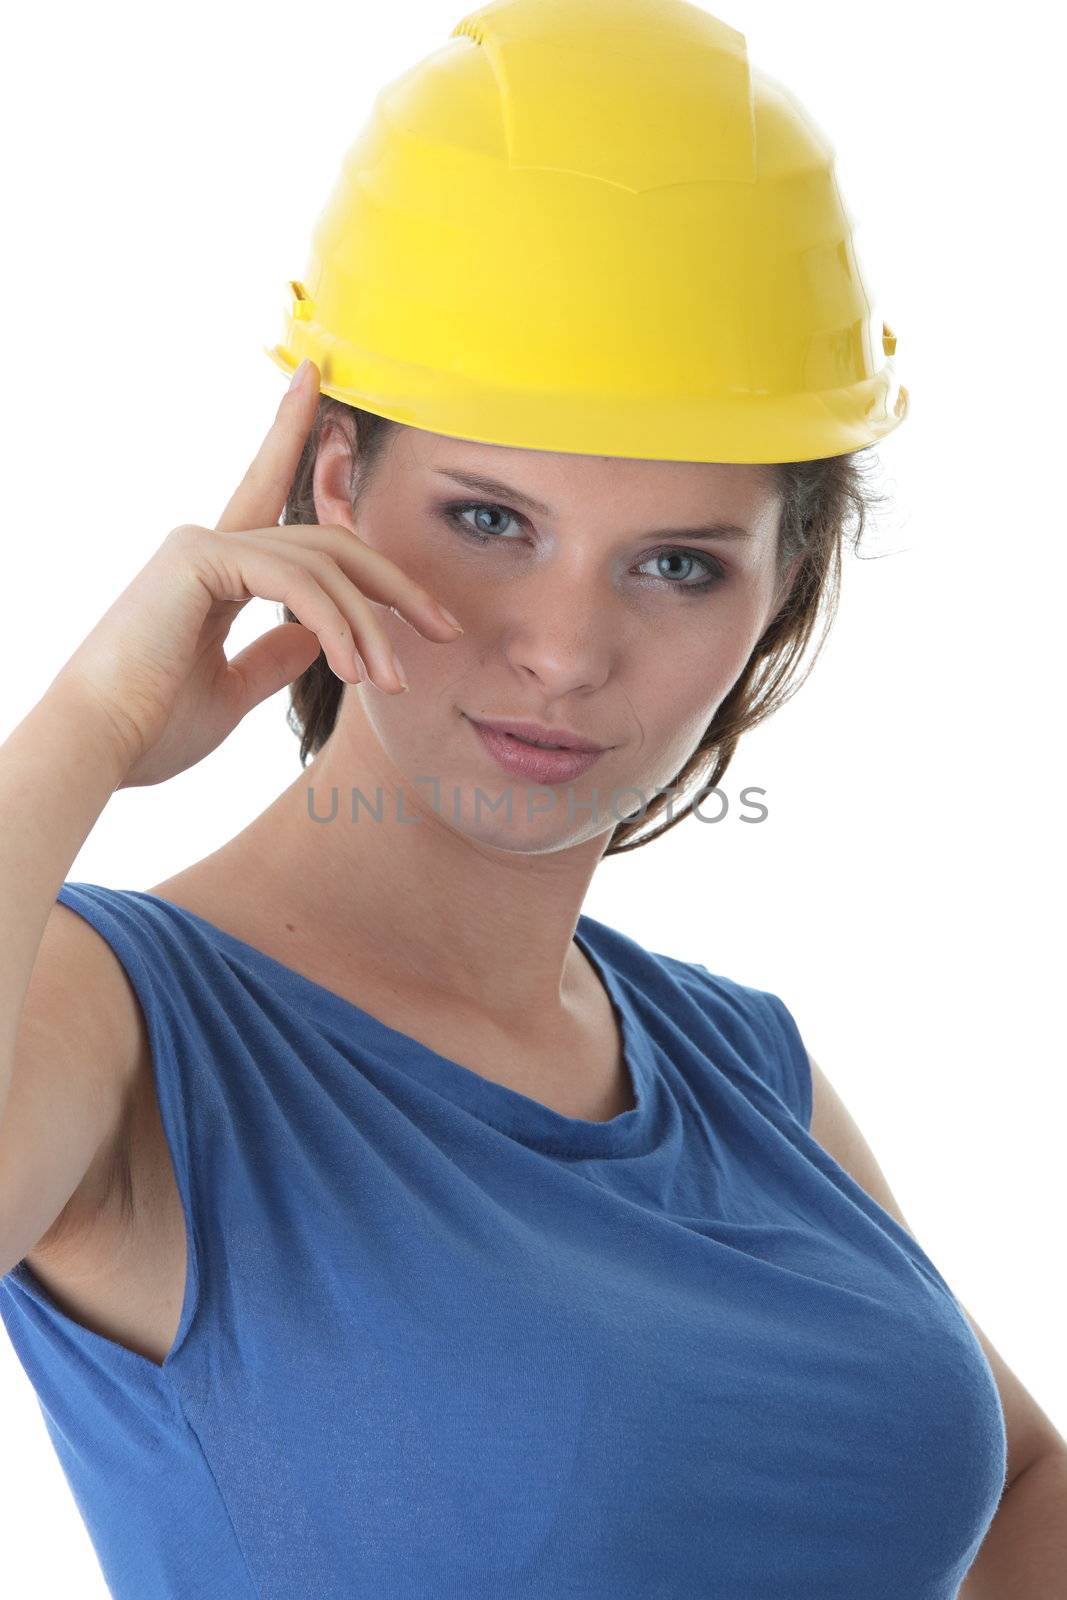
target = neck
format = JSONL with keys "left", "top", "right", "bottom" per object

{"left": 202, "top": 713, "right": 613, "bottom": 1029}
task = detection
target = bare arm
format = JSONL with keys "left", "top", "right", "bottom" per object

{"left": 0, "top": 683, "right": 130, "bottom": 1129}
{"left": 1, "top": 360, "right": 461, "bottom": 1272}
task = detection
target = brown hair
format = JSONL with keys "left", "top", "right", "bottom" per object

{"left": 279, "top": 395, "right": 890, "bottom": 855}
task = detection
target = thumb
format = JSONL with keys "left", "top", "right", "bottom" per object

{"left": 224, "top": 622, "right": 333, "bottom": 714}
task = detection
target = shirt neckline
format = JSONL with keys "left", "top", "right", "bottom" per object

{"left": 124, "top": 887, "right": 660, "bottom": 1161}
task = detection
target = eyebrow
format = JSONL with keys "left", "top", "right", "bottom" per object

{"left": 430, "top": 469, "right": 755, "bottom": 541}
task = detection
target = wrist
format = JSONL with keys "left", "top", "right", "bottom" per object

{"left": 35, "top": 678, "right": 136, "bottom": 793}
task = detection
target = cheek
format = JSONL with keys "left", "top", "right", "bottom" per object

{"left": 692, "top": 581, "right": 779, "bottom": 681}
{"left": 387, "top": 614, "right": 470, "bottom": 703}
{"left": 624, "top": 662, "right": 717, "bottom": 763}
{"left": 653, "top": 610, "right": 753, "bottom": 691}
{"left": 632, "top": 603, "right": 764, "bottom": 745}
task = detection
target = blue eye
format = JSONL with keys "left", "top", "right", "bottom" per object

{"left": 440, "top": 501, "right": 726, "bottom": 595}
{"left": 633, "top": 549, "right": 724, "bottom": 593}
{"left": 449, "top": 503, "right": 524, "bottom": 541}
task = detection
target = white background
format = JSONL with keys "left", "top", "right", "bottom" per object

{"left": 1, "top": 0, "right": 1063, "bottom": 1586}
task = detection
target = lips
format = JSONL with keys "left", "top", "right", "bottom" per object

{"left": 466, "top": 718, "right": 607, "bottom": 784}
{"left": 470, "top": 717, "right": 607, "bottom": 753}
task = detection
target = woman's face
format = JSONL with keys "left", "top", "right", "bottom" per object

{"left": 313, "top": 421, "right": 795, "bottom": 853}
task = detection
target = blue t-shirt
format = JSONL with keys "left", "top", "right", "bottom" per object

{"left": 0, "top": 882, "right": 1006, "bottom": 1598}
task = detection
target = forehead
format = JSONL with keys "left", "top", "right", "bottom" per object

{"left": 391, "top": 425, "right": 778, "bottom": 521}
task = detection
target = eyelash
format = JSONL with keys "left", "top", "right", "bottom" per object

{"left": 439, "top": 501, "right": 727, "bottom": 595}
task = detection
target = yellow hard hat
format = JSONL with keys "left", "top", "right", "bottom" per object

{"left": 264, "top": 0, "right": 908, "bottom": 465}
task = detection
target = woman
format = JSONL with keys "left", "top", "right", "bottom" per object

{"left": 0, "top": 1, "right": 1062, "bottom": 1595}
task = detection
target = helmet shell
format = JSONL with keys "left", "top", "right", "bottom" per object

{"left": 265, "top": 0, "right": 907, "bottom": 463}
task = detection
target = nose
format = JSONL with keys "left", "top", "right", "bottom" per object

{"left": 492, "top": 569, "right": 617, "bottom": 700}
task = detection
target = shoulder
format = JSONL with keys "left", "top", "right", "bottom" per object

{"left": 16, "top": 898, "right": 148, "bottom": 1261}
{"left": 646, "top": 951, "right": 813, "bottom": 1129}
{"left": 807, "top": 1053, "right": 910, "bottom": 1225}
{"left": 33, "top": 896, "right": 150, "bottom": 1097}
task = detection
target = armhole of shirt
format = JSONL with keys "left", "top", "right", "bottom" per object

{"left": 49, "top": 881, "right": 203, "bottom": 1367}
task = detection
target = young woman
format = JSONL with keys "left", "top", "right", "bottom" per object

{"left": 1, "top": 1, "right": 1062, "bottom": 1595}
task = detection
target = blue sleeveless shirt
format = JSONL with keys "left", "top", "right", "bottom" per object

{"left": 0, "top": 883, "right": 1006, "bottom": 1597}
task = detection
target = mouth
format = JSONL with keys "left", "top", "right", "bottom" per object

{"left": 463, "top": 715, "right": 609, "bottom": 783}
{"left": 464, "top": 715, "right": 609, "bottom": 753}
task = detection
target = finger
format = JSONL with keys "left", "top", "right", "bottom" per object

{"left": 215, "top": 360, "right": 321, "bottom": 536}
{"left": 224, "top": 622, "right": 330, "bottom": 718}
{"left": 246, "top": 523, "right": 465, "bottom": 640}
{"left": 229, "top": 535, "right": 407, "bottom": 692}
{"left": 207, "top": 536, "right": 392, "bottom": 690}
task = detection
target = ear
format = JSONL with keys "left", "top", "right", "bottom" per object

{"left": 311, "top": 413, "right": 360, "bottom": 532}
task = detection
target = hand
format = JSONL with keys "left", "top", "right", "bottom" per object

{"left": 49, "top": 362, "right": 463, "bottom": 788}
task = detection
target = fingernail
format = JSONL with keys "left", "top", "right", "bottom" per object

{"left": 391, "top": 649, "right": 409, "bottom": 690}
{"left": 288, "top": 358, "right": 311, "bottom": 393}
{"left": 437, "top": 605, "right": 464, "bottom": 633}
